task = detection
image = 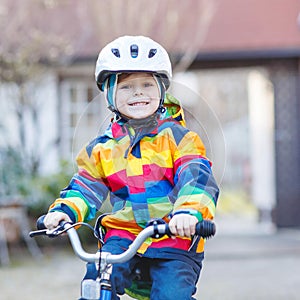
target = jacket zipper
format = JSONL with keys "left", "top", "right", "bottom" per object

{"left": 124, "top": 127, "right": 143, "bottom": 158}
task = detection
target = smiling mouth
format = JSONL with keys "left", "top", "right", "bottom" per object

{"left": 129, "top": 101, "right": 149, "bottom": 106}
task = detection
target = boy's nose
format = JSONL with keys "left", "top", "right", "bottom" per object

{"left": 133, "top": 87, "right": 143, "bottom": 96}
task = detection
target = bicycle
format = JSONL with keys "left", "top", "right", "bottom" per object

{"left": 29, "top": 216, "right": 216, "bottom": 300}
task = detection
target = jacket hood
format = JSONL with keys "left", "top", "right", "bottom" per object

{"left": 161, "top": 92, "right": 186, "bottom": 127}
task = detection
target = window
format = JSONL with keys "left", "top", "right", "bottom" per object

{"left": 59, "top": 80, "right": 111, "bottom": 159}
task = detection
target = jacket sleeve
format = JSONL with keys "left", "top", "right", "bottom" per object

{"left": 48, "top": 142, "right": 110, "bottom": 223}
{"left": 171, "top": 130, "right": 219, "bottom": 220}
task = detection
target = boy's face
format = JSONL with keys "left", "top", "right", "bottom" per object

{"left": 115, "top": 73, "right": 160, "bottom": 119}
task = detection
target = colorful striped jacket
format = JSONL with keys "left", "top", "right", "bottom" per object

{"left": 49, "top": 94, "right": 219, "bottom": 255}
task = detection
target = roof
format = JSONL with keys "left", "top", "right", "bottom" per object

{"left": 76, "top": 0, "right": 300, "bottom": 59}
{"left": 203, "top": 0, "right": 300, "bottom": 53}
{"left": 2, "top": 0, "right": 300, "bottom": 61}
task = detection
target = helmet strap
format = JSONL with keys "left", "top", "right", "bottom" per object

{"left": 104, "top": 74, "right": 118, "bottom": 112}
{"left": 153, "top": 75, "right": 166, "bottom": 114}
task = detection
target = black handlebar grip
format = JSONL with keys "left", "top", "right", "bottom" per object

{"left": 195, "top": 220, "right": 216, "bottom": 238}
{"left": 165, "top": 220, "right": 216, "bottom": 238}
{"left": 36, "top": 215, "right": 47, "bottom": 230}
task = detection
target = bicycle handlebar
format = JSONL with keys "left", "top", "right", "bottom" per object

{"left": 29, "top": 216, "right": 216, "bottom": 264}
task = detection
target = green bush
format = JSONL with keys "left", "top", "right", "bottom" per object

{"left": 0, "top": 146, "right": 31, "bottom": 197}
{"left": 0, "top": 146, "right": 73, "bottom": 218}
{"left": 27, "top": 160, "right": 74, "bottom": 218}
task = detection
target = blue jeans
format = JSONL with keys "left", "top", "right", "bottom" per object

{"left": 84, "top": 237, "right": 203, "bottom": 300}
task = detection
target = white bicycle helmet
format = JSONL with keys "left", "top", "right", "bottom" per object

{"left": 95, "top": 35, "right": 172, "bottom": 91}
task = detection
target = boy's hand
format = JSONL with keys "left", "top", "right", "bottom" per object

{"left": 44, "top": 212, "right": 71, "bottom": 229}
{"left": 168, "top": 214, "right": 198, "bottom": 237}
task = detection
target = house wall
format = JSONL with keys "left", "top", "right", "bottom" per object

{"left": 173, "top": 67, "right": 276, "bottom": 224}
{"left": 57, "top": 76, "right": 110, "bottom": 162}
{"left": 247, "top": 70, "right": 276, "bottom": 221}
{"left": 270, "top": 60, "right": 300, "bottom": 227}
{"left": 191, "top": 57, "right": 300, "bottom": 228}
{"left": 35, "top": 73, "right": 60, "bottom": 174}
{"left": 0, "top": 72, "right": 60, "bottom": 175}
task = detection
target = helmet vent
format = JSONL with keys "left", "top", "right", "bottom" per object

{"left": 130, "top": 44, "right": 139, "bottom": 58}
{"left": 111, "top": 48, "right": 120, "bottom": 58}
{"left": 148, "top": 49, "right": 157, "bottom": 58}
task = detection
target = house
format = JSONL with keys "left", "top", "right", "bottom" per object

{"left": 1, "top": 0, "right": 299, "bottom": 227}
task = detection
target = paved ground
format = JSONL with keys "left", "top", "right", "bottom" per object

{"left": 1, "top": 218, "right": 300, "bottom": 299}
{"left": 196, "top": 230, "right": 300, "bottom": 299}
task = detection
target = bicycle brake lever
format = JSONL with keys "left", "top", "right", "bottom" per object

{"left": 29, "top": 229, "right": 48, "bottom": 238}
{"left": 44, "top": 226, "right": 64, "bottom": 238}
{"left": 29, "top": 225, "right": 65, "bottom": 238}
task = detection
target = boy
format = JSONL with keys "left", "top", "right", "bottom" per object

{"left": 44, "top": 36, "right": 219, "bottom": 300}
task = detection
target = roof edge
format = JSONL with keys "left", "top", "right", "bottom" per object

{"left": 193, "top": 47, "right": 300, "bottom": 61}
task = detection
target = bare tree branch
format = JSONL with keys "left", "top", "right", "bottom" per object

{"left": 87, "top": 0, "right": 217, "bottom": 73}
{"left": 172, "top": 0, "right": 217, "bottom": 73}
{"left": 0, "top": 0, "right": 73, "bottom": 175}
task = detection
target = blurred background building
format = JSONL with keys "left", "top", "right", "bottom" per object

{"left": 0, "top": 0, "right": 300, "bottom": 232}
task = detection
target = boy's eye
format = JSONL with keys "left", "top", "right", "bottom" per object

{"left": 144, "top": 82, "right": 154, "bottom": 87}
{"left": 120, "top": 84, "right": 131, "bottom": 89}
